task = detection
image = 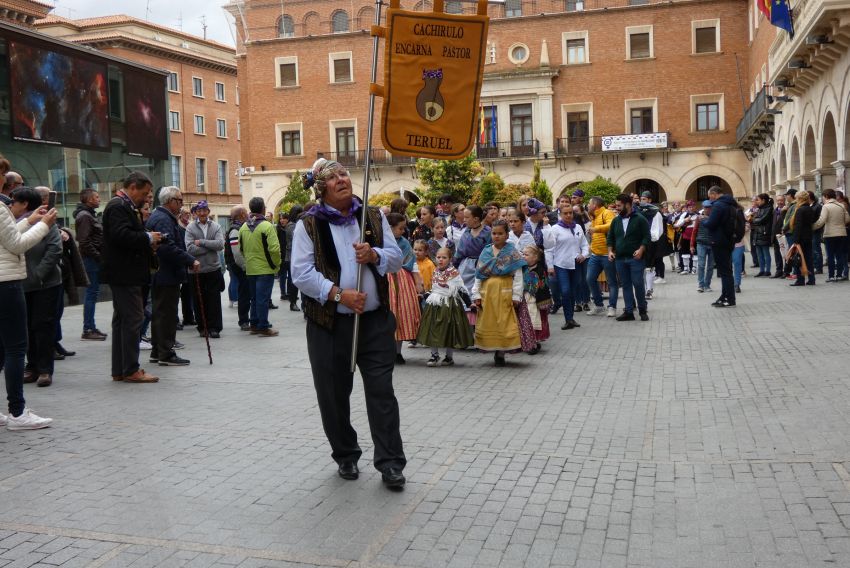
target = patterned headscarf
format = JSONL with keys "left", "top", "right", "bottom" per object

{"left": 302, "top": 158, "right": 347, "bottom": 197}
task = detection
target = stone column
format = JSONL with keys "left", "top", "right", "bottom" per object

{"left": 793, "top": 173, "right": 815, "bottom": 194}
{"left": 832, "top": 160, "right": 850, "bottom": 194}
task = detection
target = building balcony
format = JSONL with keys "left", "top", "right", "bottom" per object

{"left": 474, "top": 140, "right": 540, "bottom": 161}
{"left": 735, "top": 87, "right": 778, "bottom": 156}
{"left": 768, "top": 0, "right": 850, "bottom": 95}
{"left": 315, "top": 150, "right": 416, "bottom": 168}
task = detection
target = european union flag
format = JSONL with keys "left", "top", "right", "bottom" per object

{"left": 771, "top": 0, "right": 794, "bottom": 38}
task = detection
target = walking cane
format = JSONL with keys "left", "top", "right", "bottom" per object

{"left": 194, "top": 273, "right": 213, "bottom": 365}
{"left": 350, "top": 0, "right": 384, "bottom": 373}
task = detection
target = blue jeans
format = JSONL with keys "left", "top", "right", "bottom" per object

{"left": 696, "top": 243, "right": 713, "bottom": 290}
{"left": 732, "top": 246, "right": 744, "bottom": 287}
{"left": 249, "top": 274, "right": 275, "bottom": 330}
{"left": 574, "top": 261, "right": 589, "bottom": 305}
{"left": 825, "top": 236, "right": 848, "bottom": 278}
{"left": 813, "top": 230, "right": 824, "bottom": 272}
{"left": 614, "top": 258, "right": 646, "bottom": 314}
{"left": 755, "top": 245, "right": 771, "bottom": 274}
{"left": 586, "top": 254, "right": 618, "bottom": 308}
{"left": 0, "top": 281, "right": 28, "bottom": 417}
{"left": 228, "top": 271, "right": 239, "bottom": 302}
{"left": 82, "top": 256, "right": 101, "bottom": 332}
{"left": 554, "top": 266, "right": 582, "bottom": 322}
{"left": 549, "top": 269, "right": 562, "bottom": 310}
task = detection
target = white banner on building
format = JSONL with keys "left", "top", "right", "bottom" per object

{"left": 601, "top": 133, "right": 668, "bottom": 152}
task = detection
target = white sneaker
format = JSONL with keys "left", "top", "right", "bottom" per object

{"left": 607, "top": 307, "right": 617, "bottom": 317}
{"left": 654, "top": 278, "right": 666, "bottom": 284}
{"left": 0, "top": 413, "right": 7, "bottom": 427}
{"left": 585, "top": 306, "right": 604, "bottom": 316}
{"left": 7, "top": 408, "right": 52, "bottom": 431}
{"left": 139, "top": 338, "right": 152, "bottom": 351}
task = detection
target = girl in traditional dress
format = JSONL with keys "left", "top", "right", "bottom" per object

{"left": 471, "top": 220, "right": 527, "bottom": 367}
{"left": 417, "top": 248, "right": 474, "bottom": 367}
{"left": 413, "top": 240, "right": 435, "bottom": 292}
{"left": 387, "top": 212, "right": 423, "bottom": 365}
{"left": 427, "top": 217, "right": 455, "bottom": 260}
{"left": 453, "top": 205, "right": 491, "bottom": 294}
{"left": 522, "top": 245, "right": 552, "bottom": 354}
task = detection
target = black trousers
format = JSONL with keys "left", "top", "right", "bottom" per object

{"left": 25, "top": 285, "right": 61, "bottom": 376}
{"left": 306, "top": 309, "right": 406, "bottom": 472}
{"left": 110, "top": 285, "right": 144, "bottom": 377}
{"left": 229, "top": 266, "right": 251, "bottom": 326}
{"left": 180, "top": 282, "right": 195, "bottom": 324}
{"left": 773, "top": 240, "right": 784, "bottom": 274}
{"left": 712, "top": 245, "right": 735, "bottom": 304}
{"left": 151, "top": 285, "right": 180, "bottom": 360}
{"left": 193, "top": 272, "right": 223, "bottom": 333}
{"left": 796, "top": 239, "right": 815, "bottom": 284}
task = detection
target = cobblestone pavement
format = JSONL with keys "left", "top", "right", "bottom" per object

{"left": 2, "top": 269, "right": 850, "bottom": 567}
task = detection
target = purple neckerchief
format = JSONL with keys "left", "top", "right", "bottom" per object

{"left": 557, "top": 220, "right": 577, "bottom": 234}
{"left": 306, "top": 198, "right": 362, "bottom": 226}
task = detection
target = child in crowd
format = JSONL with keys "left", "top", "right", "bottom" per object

{"left": 428, "top": 217, "right": 455, "bottom": 260}
{"left": 414, "top": 240, "right": 436, "bottom": 292}
{"left": 472, "top": 220, "right": 526, "bottom": 367}
{"left": 387, "top": 213, "right": 423, "bottom": 365}
{"left": 522, "top": 245, "right": 552, "bottom": 354}
{"left": 417, "top": 248, "right": 474, "bottom": 367}
{"left": 507, "top": 209, "right": 535, "bottom": 250}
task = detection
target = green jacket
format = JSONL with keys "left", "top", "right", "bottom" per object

{"left": 607, "top": 212, "right": 651, "bottom": 259}
{"left": 239, "top": 217, "right": 281, "bottom": 276}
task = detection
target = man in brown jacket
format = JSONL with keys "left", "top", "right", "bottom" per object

{"left": 74, "top": 188, "right": 106, "bottom": 341}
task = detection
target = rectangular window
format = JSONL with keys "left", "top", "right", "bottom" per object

{"left": 336, "top": 127, "right": 356, "bottom": 163}
{"left": 629, "top": 33, "right": 651, "bottom": 59}
{"left": 477, "top": 106, "right": 498, "bottom": 158}
{"left": 196, "top": 158, "right": 206, "bottom": 191}
{"left": 696, "top": 102, "right": 719, "bottom": 131}
{"left": 695, "top": 26, "right": 718, "bottom": 53}
{"left": 167, "top": 71, "right": 179, "bottom": 92}
{"left": 217, "top": 160, "right": 228, "bottom": 193}
{"left": 169, "top": 110, "right": 181, "bottom": 131}
{"left": 333, "top": 58, "right": 352, "bottom": 82}
{"left": 192, "top": 77, "right": 204, "bottom": 97}
{"left": 194, "top": 115, "right": 205, "bottom": 135}
{"left": 215, "top": 82, "right": 226, "bottom": 101}
{"left": 170, "top": 155, "right": 181, "bottom": 186}
{"left": 510, "top": 103, "right": 534, "bottom": 156}
{"left": 108, "top": 77, "right": 122, "bottom": 120}
{"left": 216, "top": 118, "right": 227, "bottom": 138}
{"left": 505, "top": 0, "right": 522, "bottom": 17}
{"left": 629, "top": 0, "right": 649, "bottom": 4}
{"left": 566, "top": 38, "right": 586, "bottom": 64}
{"left": 565, "top": 0, "right": 584, "bottom": 11}
{"left": 567, "top": 112, "right": 590, "bottom": 153}
{"left": 279, "top": 63, "right": 297, "bottom": 87}
{"left": 630, "top": 107, "right": 653, "bottom": 134}
{"left": 281, "top": 130, "right": 301, "bottom": 156}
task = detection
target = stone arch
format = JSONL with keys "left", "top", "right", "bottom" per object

{"left": 549, "top": 169, "right": 603, "bottom": 198}
{"left": 822, "top": 112, "right": 839, "bottom": 167}
{"left": 762, "top": 165, "right": 769, "bottom": 196}
{"left": 677, "top": 163, "right": 748, "bottom": 199}
{"left": 276, "top": 14, "right": 294, "bottom": 37}
{"left": 356, "top": 5, "right": 374, "bottom": 29}
{"left": 804, "top": 125, "right": 817, "bottom": 172}
{"left": 303, "top": 11, "right": 320, "bottom": 36}
{"left": 615, "top": 167, "right": 676, "bottom": 197}
{"left": 685, "top": 175, "right": 734, "bottom": 202}
{"left": 790, "top": 137, "right": 801, "bottom": 178}
{"left": 623, "top": 179, "right": 667, "bottom": 203}
{"left": 779, "top": 145, "right": 788, "bottom": 182}
{"left": 770, "top": 158, "right": 776, "bottom": 188}
{"left": 331, "top": 9, "right": 350, "bottom": 33}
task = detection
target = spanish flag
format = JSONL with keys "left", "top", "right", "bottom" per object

{"left": 757, "top": 0, "right": 770, "bottom": 18}
{"left": 760, "top": 0, "right": 794, "bottom": 37}
{"left": 479, "top": 107, "right": 486, "bottom": 144}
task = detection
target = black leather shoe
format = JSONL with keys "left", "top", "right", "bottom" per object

{"left": 615, "top": 312, "right": 635, "bottom": 321}
{"left": 55, "top": 344, "right": 75, "bottom": 357}
{"left": 209, "top": 331, "right": 221, "bottom": 339}
{"left": 381, "top": 467, "right": 406, "bottom": 489}
{"left": 338, "top": 461, "right": 359, "bottom": 480}
{"left": 639, "top": 312, "right": 649, "bottom": 322}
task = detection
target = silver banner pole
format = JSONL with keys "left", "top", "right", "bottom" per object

{"left": 351, "top": 0, "right": 384, "bottom": 373}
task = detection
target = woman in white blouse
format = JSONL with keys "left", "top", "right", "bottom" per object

{"left": 550, "top": 206, "right": 590, "bottom": 330}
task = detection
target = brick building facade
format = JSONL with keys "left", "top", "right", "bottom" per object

{"left": 227, "top": 0, "right": 759, "bottom": 209}
{"left": 36, "top": 15, "right": 243, "bottom": 219}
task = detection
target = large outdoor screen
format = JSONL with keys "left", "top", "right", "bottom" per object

{"left": 8, "top": 40, "right": 110, "bottom": 151}
{"left": 124, "top": 69, "right": 169, "bottom": 161}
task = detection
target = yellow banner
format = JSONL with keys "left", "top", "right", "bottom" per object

{"left": 377, "top": 1, "right": 489, "bottom": 160}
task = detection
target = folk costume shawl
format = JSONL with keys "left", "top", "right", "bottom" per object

{"left": 523, "top": 262, "right": 552, "bottom": 307}
{"left": 475, "top": 242, "right": 527, "bottom": 280}
{"left": 453, "top": 225, "right": 491, "bottom": 266}
{"left": 397, "top": 235, "right": 416, "bottom": 272}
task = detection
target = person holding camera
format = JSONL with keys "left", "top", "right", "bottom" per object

{"left": 146, "top": 187, "right": 200, "bottom": 367}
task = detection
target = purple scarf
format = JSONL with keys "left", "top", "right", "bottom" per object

{"left": 306, "top": 198, "right": 363, "bottom": 226}
{"left": 557, "top": 220, "right": 577, "bottom": 236}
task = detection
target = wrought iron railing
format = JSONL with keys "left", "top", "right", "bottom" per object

{"left": 474, "top": 140, "right": 540, "bottom": 160}
{"left": 736, "top": 87, "right": 767, "bottom": 145}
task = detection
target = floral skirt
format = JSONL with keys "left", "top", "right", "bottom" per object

{"left": 514, "top": 300, "right": 538, "bottom": 352}
{"left": 389, "top": 270, "right": 421, "bottom": 341}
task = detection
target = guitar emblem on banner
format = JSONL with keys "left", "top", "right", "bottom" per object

{"left": 416, "top": 69, "right": 445, "bottom": 122}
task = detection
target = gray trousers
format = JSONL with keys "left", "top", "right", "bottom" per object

{"left": 110, "top": 285, "right": 144, "bottom": 377}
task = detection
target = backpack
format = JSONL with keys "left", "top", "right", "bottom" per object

{"left": 725, "top": 205, "right": 746, "bottom": 243}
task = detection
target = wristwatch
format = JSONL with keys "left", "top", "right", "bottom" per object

{"left": 333, "top": 288, "right": 343, "bottom": 303}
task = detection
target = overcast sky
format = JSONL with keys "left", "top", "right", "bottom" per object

{"left": 51, "top": 0, "right": 236, "bottom": 46}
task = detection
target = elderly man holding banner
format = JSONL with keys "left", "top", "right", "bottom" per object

{"left": 291, "top": 159, "right": 407, "bottom": 490}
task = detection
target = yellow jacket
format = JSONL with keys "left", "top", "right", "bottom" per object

{"left": 589, "top": 207, "right": 616, "bottom": 256}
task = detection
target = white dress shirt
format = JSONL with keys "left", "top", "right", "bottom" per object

{"left": 550, "top": 223, "right": 590, "bottom": 270}
{"left": 508, "top": 230, "right": 535, "bottom": 251}
{"left": 291, "top": 207, "right": 402, "bottom": 314}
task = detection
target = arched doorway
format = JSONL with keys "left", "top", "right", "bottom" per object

{"left": 624, "top": 179, "right": 667, "bottom": 203}
{"left": 790, "top": 137, "right": 801, "bottom": 178}
{"left": 779, "top": 146, "right": 788, "bottom": 182}
{"left": 804, "top": 126, "right": 817, "bottom": 172}
{"left": 685, "top": 176, "right": 733, "bottom": 201}
{"left": 770, "top": 158, "right": 776, "bottom": 188}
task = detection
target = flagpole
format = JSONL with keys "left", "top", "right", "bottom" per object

{"left": 351, "top": 0, "right": 384, "bottom": 373}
